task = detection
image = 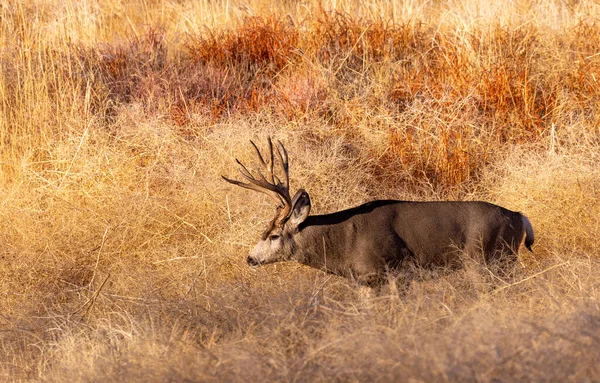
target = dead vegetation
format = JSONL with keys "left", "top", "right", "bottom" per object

{"left": 1, "top": 0, "right": 599, "bottom": 381}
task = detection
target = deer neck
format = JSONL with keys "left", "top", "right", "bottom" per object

{"left": 291, "top": 222, "right": 342, "bottom": 274}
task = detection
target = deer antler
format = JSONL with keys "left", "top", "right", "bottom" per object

{"left": 222, "top": 138, "right": 292, "bottom": 224}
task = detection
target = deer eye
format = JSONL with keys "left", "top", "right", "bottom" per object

{"left": 269, "top": 234, "right": 280, "bottom": 241}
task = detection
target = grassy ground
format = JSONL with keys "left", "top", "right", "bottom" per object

{"left": 1, "top": 0, "right": 599, "bottom": 381}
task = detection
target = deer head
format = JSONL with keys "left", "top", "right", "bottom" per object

{"left": 222, "top": 138, "right": 311, "bottom": 267}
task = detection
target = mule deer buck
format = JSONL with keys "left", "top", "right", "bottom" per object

{"left": 223, "top": 138, "right": 534, "bottom": 289}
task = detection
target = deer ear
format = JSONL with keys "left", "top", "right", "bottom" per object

{"left": 289, "top": 189, "right": 311, "bottom": 228}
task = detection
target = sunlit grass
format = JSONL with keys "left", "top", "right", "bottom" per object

{"left": 1, "top": 0, "right": 599, "bottom": 381}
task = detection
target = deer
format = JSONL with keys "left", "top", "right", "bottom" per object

{"left": 222, "top": 138, "right": 534, "bottom": 290}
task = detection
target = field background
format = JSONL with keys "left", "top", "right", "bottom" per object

{"left": 1, "top": 0, "right": 600, "bottom": 381}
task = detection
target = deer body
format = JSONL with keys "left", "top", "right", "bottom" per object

{"left": 224, "top": 139, "right": 534, "bottom": 289}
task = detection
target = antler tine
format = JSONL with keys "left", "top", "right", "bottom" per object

{"left": 235, "top": 158, "right": 272, "bottom": 188}
{"left": 266, "top": 137, "right": 275, "bottom": 183}
{"left": 222, "top": 175, "right": 284, "bottom": 205}
{"left": 276, "top": 140, "right": 289, "bottom": 190}
{"left": 235, "top": 158, "right": 255, "bottom": 180}
{"left": 232, "top": 158, "right": 284, "bottom": 204}
{"left": 250, "top": 138, "right": 275, "bottom": 183}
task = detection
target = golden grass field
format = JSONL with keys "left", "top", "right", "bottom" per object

{"left": 1, "top": 0, "right": 600, "bottom": 381}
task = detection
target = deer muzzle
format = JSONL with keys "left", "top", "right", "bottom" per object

{"left": 247, "top": 256, "right": 261, "bottom": 267}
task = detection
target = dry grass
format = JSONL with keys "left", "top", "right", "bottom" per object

{"left": 1, "top": 0, "right": 600, "bottom": 381}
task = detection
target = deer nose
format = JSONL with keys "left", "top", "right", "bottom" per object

{"left": 247, "top": 256, "right": 260, "bottom": 267}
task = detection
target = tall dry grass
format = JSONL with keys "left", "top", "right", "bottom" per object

{"left": 1, "top": 0, "right": 599, "bottom": 381}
